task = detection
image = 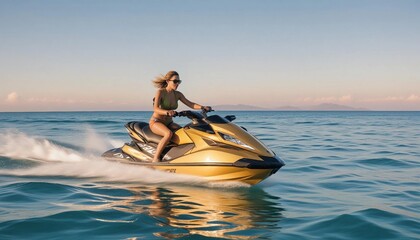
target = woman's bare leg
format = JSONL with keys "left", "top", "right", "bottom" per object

{"left": 149, "top": 122, "right": 173, "bottom": 162}
{"left": 168, "top": 122, "right": 181, "bottom": 131}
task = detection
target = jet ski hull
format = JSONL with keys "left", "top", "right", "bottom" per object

{"left": 102, "top": 147, "right": 284, "bottom": 185}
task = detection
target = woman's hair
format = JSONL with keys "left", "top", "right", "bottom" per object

{"left": 152, "top": 70, "right": 179, "bottom": 88}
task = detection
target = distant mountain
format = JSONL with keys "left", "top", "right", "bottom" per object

{"left": 305, "top": 103, "right": 369, "bottom": 111}
{"left": 213, "top": 103, "right": 369, "bottom": 111}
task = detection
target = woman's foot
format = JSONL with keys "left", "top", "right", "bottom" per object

{"left": 152, "top": 158, "right": 161, "bottom": 163}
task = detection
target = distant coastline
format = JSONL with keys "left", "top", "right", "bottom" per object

{"left": 213, "top": 103, "right": 370, "bottom": 111}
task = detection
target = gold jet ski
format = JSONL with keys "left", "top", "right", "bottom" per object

{"left": 102, "top": 110, "right": 285, "bottom": 185}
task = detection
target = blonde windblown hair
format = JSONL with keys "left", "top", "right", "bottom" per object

{"left": 152, "top": 70, "right": 179, "bottom": 88}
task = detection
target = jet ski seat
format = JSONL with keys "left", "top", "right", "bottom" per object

{"left": 126, "top": 121, "right": 163, "bottom": 144}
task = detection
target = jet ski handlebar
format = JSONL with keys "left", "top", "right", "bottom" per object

{"left": 174, "top": 108, "right": 214, "bottom": 120}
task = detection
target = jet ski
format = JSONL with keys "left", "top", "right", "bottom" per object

{"left": 102, "top": 110, "right": 285, "bottom": 185}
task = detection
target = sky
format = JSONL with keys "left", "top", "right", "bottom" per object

{"left": 1, "top": 0, "right": 419, "bottom": 111}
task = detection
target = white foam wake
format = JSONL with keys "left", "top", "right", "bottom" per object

{"left": 0, "top": 130, "right": 83, "bottom": 162}
{"left": 81, "top": 125, "right": 125, "bottom": 154}
{"left": 0, "top": 130, "right": 249, "bottom": 188}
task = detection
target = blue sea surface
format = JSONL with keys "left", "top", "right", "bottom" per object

{"left": 0, "top": 111, "right": 419, "bottom": 239}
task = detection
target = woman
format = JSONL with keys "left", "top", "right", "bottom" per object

{"left": 150, "top": 70, "right": 211, "bottom": 162}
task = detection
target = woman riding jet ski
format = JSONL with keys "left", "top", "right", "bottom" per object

{"left": 102, "top": 109, "right": 285, "bottom": 185}
{"left": 103, "top": 70, "right": 284, "bottom": 184}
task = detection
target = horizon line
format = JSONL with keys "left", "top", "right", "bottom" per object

{"left": 1, "top": 110, "right": 420, "bottom": 113}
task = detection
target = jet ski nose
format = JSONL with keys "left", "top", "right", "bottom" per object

{"left": 233, "top": 155, "right": 285, "bottom": 169}
{"left": 275, "top": 155, "right": 286, "bottom": 167}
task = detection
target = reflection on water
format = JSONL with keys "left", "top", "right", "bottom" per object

{"left": 113, "top": 185, "right": 284, "bottom": 239}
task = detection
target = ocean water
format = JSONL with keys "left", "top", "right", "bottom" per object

{"left": 0, "top": 111, "right": 419, "bottom": 240}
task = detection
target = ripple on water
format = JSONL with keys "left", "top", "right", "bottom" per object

{"left": 1, "top": 181, "right": 74, "bottom": 197}
{"left": 320, "top": 122, "right": 340, "bottom": 126}
{"left": 288, "top": 165, "right": 330, "bottom": 174}
{"left": 295, "top": 121, "right": 316, "bottom": 125}
{"left": 299, "top": 208, "right": 408, "bottom": 240}
{"left": 317, "top": 178, "right": 379, "bottom": 192}
{"left": 0, "top": 209, "right": 154, "bottom": 239}
{"left": 356, "top": 157, "right": 413, "bottom": 168}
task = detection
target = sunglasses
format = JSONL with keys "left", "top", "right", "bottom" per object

{"left": 169, "top": 80, "right": 182, "bottom": 84}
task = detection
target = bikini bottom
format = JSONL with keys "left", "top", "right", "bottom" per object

{"left": 149, "top": 117, "right": 173, "bottom": 128}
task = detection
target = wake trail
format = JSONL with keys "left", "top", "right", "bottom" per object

{"left": 0, "top": 130, "right": 249, "bottom": 188}
{"left": 0, "top": 130, "right": 84, "bottom": 162}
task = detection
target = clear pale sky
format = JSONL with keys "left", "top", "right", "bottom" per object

{"left": 1, "top": 0, "right": 419, "bottom": 111}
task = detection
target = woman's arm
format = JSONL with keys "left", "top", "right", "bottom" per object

{"left": 177, "top": 91, "right": 203, "bottom": 110}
